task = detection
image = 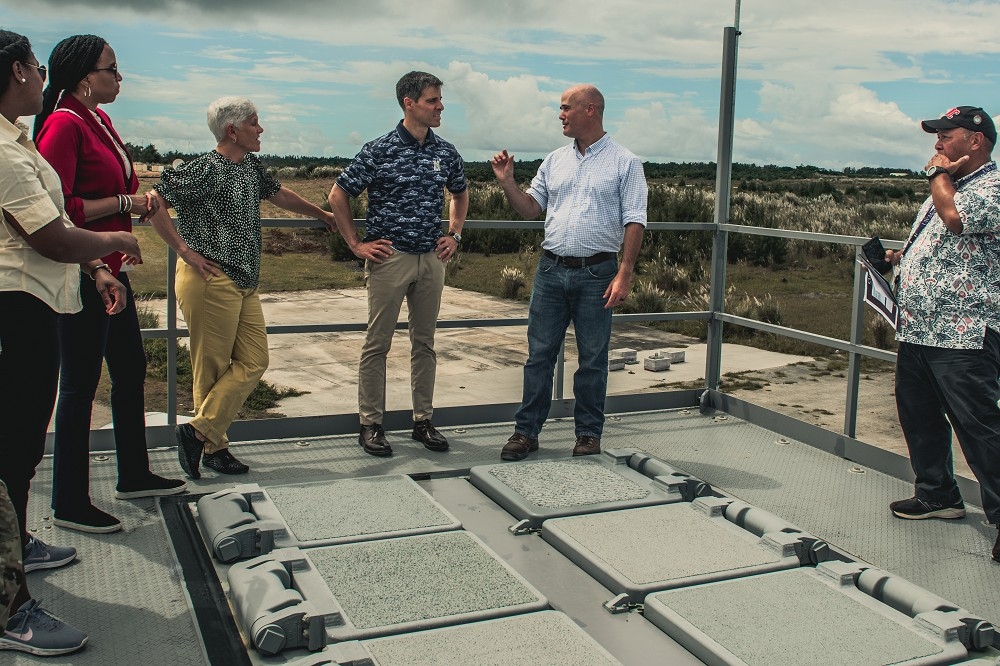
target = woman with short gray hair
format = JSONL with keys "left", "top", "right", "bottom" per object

{"left": 147, "top": 97, "right": 336, "bottom": 479}
{"left": 206, "top": 96, "right": 258, "bottom": 142}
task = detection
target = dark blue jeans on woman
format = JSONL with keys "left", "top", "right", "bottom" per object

{"left": 0, "top": 291, "right": 59, "bottom": 545}
{"left": 514, "top": 254, "right": 616, "bottom": 440}
{"left": 52, "top": 272, "right": 149, "bottom": 514}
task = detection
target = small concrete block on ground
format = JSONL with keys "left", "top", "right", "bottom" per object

{"left": 645, "top": 353, "right": 672, "bottom": 372}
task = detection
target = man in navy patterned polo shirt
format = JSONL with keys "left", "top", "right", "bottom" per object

{"left": 886, "top": 105, "right": 1000, "bottom": 563}
{"left": 329, "top": 71, "right": 468, "bottom": 458}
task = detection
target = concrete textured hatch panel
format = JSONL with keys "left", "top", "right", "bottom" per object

{"left": 228, "top": 531, "right": 548, "bottom": 653}
{"left": 359, "top": 611, "right": 622, "bottom": 665}
{"left": 542, "top": 498, "right": 813, "bottom": 605}
{"left": 196, "top": 476, "right": 461, "bottom": 562}
{"left": 264, "top": 475, "right": 461, "bottom": 543}
{"left": 470, "top": 450, "right": 697, "bottom": 529}
{"left": 643, "top": 564, "right": 970, "bottom": 666}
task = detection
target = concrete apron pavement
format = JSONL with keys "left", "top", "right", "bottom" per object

{"left": 115, "top": 287, "right": 811, "bottom": 424}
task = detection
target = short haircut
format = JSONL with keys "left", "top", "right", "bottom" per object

{"left": 395, "top": 71, "right": 443, "bottom": 110}
{"left": 206, "top": 96, "right": 257, "bottom": 142}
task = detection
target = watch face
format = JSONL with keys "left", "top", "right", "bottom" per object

{"left": 925, "top": 166, "right": 944, "bottom": 178}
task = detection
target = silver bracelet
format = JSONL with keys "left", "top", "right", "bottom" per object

{"left": 89, "top": 263, "right": 111, "bottom": 280}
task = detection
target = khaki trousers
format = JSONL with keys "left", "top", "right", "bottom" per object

{"left": 359, "top": 251, "right": 445, "bottom": 425}
{"left": 175, "top": 263, "right": 269, "bottom": 452}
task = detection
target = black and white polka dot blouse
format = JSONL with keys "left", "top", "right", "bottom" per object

{"left": 156, "top": 150, "right": 281, "bottom": 289}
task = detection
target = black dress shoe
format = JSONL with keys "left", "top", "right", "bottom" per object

{"left": 572, "top": 435, "right": 601, "bottom": 456}
{"left": 176, "top": 424, "right": 204, "bottom": 480}
{"left": 360, "top": 423, "right": 393, "bottom": 457}
{"left": 500, "top": 432, "right": 538, "bottom": 461}
{"left": 412, "top": 419, "right": 449, "bottom": 451}
{"left": 993, "top": 525, "right": 999, "bottom": 563}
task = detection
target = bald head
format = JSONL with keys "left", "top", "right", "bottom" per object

{"left": 564, "top": 84, "right": 605, "bottom": 119}
{"left": 559, "top": 84, "right": 607, "bottom": 149}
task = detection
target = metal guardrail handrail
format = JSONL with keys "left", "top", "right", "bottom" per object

{"left": 135, "top": 215, "right": 898, "bottom": 443}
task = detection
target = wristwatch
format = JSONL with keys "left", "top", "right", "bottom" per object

{"left": 448, "top": 232, "right": 462, "bottom": 243}
{"left": 925, "top": 165, "right": 949, "bottom": 180}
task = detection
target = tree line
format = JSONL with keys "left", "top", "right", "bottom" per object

{"left": 124, "top": 142, "right": 917, "bottom": 182}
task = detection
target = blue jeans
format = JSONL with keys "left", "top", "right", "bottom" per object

{"left": 895, "top": 330, "right": 1000, "bottom": 523}
{"left": 515, "top": 255, "right": 616, "bottom": 440}
{"left": 52, "top": 272, "right": 149, "bottom": 512}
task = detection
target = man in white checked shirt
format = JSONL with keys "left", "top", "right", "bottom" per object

{"left": 490, "top": 84, "right": 648, "bottom": 461}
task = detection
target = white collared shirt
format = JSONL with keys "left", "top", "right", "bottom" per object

{"left": 528, "top": 133, "right": 648, "bottom": 257}
{"left": 0, "top": 115, "right": 81, "bottom": 314}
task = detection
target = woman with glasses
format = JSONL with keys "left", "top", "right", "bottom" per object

{"left": 1, "top": 29, "right": 143, "bottom": 655}
{"left": 33, "top": 35, "right": 185, "bottom": 535}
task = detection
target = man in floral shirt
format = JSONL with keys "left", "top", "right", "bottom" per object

{"left": 887, "top": 105, "right": 1000, "bottom": 563}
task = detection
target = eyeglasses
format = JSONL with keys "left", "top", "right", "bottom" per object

{"left": 92, "top": 64, "right": 119, "bottom": 75}
{"left": 23, "top": 61, "right": 47, "bottom": 82}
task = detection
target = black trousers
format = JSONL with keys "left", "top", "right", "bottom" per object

{"left": 895, "top": 329, "right": 1000, "bottom": 523}
{"left": 52, "top": 272, "right": 149, "bottom": 512}
{"left": 0, "top": 292, "right": 60, "bottom": 544}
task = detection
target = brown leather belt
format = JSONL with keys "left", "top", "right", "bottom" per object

{"left": 542, "top": 249, "right": 616, "bottom": 268}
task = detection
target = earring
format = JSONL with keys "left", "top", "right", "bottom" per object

{"left": 232, "top": 138, "right": 237, "bottom": 143}
{"left": 20, "top": 78, "right": 26, "bottom": 83}
{"left": 85, "top": 85, "right": 91, "bottom": 97}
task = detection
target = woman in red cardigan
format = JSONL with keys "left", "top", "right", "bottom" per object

{"left": 34, "top": 35, "right": 185, "bottom": 534}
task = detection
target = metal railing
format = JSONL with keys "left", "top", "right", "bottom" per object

{"left": 55, "top": 214, "right": 899, "bottom": 454}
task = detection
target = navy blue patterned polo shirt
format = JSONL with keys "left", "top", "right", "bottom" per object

{"left": 336, "top": 122, "right": 467, "bottom": 254}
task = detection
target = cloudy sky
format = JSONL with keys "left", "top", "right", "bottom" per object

{"left": 4, "top": 0, "right": 999, "bottom": 169}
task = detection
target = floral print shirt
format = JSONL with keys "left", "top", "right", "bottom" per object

{"left": 896, "top": 161, "right": 1000, "bottom": 349}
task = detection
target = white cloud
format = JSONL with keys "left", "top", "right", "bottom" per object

{"left": 7, "top": 0, "right": 1000, "bottom": 166}
{"left": 614, "top": 101, "right": 719, "bottom": 163}
{"left": 444, "top": 63, "right": 564, "bottom": 158}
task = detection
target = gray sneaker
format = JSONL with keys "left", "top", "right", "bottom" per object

{"left": 22, "top": 536, "right": 77, "bottom": 573}
{"left": 0, "top": 599, "right": 88, "bottom": 656}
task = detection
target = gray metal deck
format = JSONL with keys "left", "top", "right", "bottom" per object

{"left": 15, "top": 405, "right": 1000, "bottom": 665}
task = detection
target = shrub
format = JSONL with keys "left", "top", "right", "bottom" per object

{"left": 238, "top": 380, "right": 306, "bottom": 418}
{"left": 619, "top": 280, "right": 668, "bottom": 314}
{"left": 683, "top": 284, "right": 783, "bottom": 338}
{"left": 867, "top": 314, "right": 895, "bottom": 350}
{"left": 136, "top": 299, "right": 192, "bottom": 381}
{"left": 499, "top": 266, "right": 526, "bottom": 298}
{"left": 642, "top": 252, "right": 692, "bottom": 294}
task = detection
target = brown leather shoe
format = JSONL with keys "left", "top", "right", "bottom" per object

{"left": 572, "top": 435, "right": 601, "bottom": 456}
{"left": 500, "top": 433, "right": 538, "bottom": 461}
{"left": 412, "top": 419, "right": 449, "bottom": 451}
{"left": 360, "top": 423, "right": 392, "bottom": 457}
